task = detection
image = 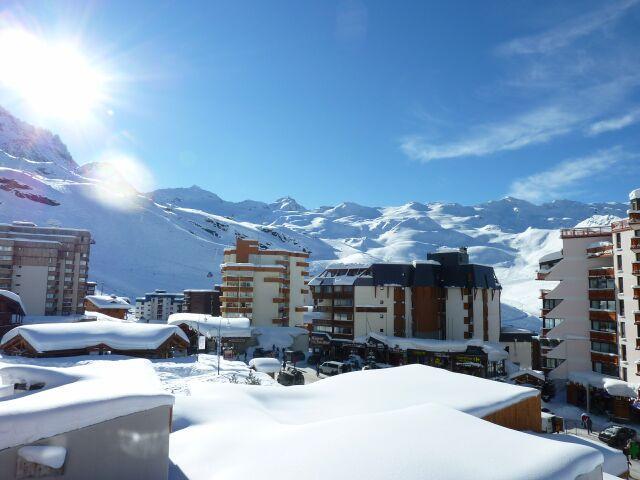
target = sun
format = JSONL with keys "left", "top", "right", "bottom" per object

{"left": 0, "top": 28, "right": 107, "bottom": 121}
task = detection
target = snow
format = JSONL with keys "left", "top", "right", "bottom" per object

{"left": 509, "top": 368, "right": 545, "bottom": 382}
{"left": 252, "top": 326, "right": 308, "bottom": 350}
{"left": 168, "top": 313, "right": 251, "bottom": 338}
{"left": 1, "top": 321, "right": 188, "bottom": 353}
{"left": 630, "top": 188, "right": 640, "bottom": 200}
{"left": 538, "top": 250, "right": 563, "bottom": 263}
{"left": 18, "top": 445, "right": 67, "bottom": 469}
{"left": 169, "top": 366, "right": 598, "bottom": 480}
{"left": 365, "top": 332, "right": 509, "bottom": 361}
{"left": 0, "top": 359, "right": 173, "bottom": 450}
{"left": 85, "top": 294, "right": 131, "bottom": 310}
{"left": 248, "top": 357, "right": 282, "bottom": 373}
{"left": 568, "top": 371, "right": 639, "bottom": 398}
{"left": 588, "top": 240, "right": 613, "bottom": 248}
{"left": 0, "top": 289, "right": 26, "bottom": 315}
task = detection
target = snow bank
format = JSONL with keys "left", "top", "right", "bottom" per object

{"left": 18, "top": 446, "right": 66, "bottom": 469}
{"left": 248, "top": 357, "right": 282, "bottom": 373}
{"left": 0, "top": 289, "right": 25, "bottom": 314}
{"left": 170, "top": 366, "right": 598, "bottom": 480}
{"left": 568, "top": 371, "right": 638, "bottom": 398}
{"left": 168, "top": 313, "right": 251, "bottom": 338}
{"left": 0, "top": 321, "right": 188, "bottom": 353}
{"left": 0, "top": 359, "right": 173, "bottom": 450}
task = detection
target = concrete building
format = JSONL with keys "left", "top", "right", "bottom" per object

{"left": 612, "top": 188, "right": 640, "bottom": 381}
{"left": 135, "top": 289, "right": 184, "bottom": 323}
{"left": 183, "top": 287, "right": 221, "bottom": 315}
{"left": 220, "top": 238, "right": 309, "bottom": 327}
{"left": 537, "top": 227, "right": 615, "bottom": 380}
{"left": 309, "top": 248, "right": 501, "bottom": 343}
{"left": 0, "top": 222, "right": 92, "bottom": 316}
{"left": 84, "top": 294, "right": 132, "bottom": 320}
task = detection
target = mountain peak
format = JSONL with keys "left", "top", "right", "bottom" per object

{"left": 270, "top": 196, "right": 306, "bottom": 212}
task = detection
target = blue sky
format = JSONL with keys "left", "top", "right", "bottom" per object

{"left": 1, "top": 0, "right": 639, "bottom": 207}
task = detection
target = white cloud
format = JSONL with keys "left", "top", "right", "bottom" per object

{"left": 401, "top": 106, "right": 579, "bottom": 163}
{"left": 497, "top": 0, "right": 638, "bottom": 56}
{"left": 587, "top": 108, "right": 640, "bottom": 135}
{"left": 507, "top": 148, "right": 627, "bottom": 202}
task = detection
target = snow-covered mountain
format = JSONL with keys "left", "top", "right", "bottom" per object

{"left": 0, "top": 107, "right": 627, "bottom": 331}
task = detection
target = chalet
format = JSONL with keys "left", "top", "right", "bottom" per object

{"left": 0, "top": 290, "right": 25, "bottom": 337}
{"left": 0, "top": 321, "right": 189, "bottom": 358}
{"left": 84, "top": 294, "right": 131, "bottom": 320}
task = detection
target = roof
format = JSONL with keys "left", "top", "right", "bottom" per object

{"left": 508, "top": 369, "right": 545, "bottom": 382}
{"left": 568, "top": 371, "right": 638, "bottom": 398}
{"left": 539, "top": 250, "right": 563, "bottom": 264}
{"left": 0, "top": 322, "right": 189, "bottom": 353}
{"left": 167, "top": 313, "right": 252, "bottom": 338}
{"left": 630, "top": 188, "right": 640, "bottom": 200}
{"left": 248, "top": 357, "right": 282, "bottom": 373}
{"left": 0, "top": 289, "right": 26, "bottom": 315}
{"left": 500, "top": 327, "right": 535, "bottom": 342}
{"left": 169, "top": 366, "right": 599, "bottom": 480}
{"left": 85, "top": 295, "right": 131, "bottom": 310}
{"left": 0, "top": 359, "right": 173, "bottom": 450}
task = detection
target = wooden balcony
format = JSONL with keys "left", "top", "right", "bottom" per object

{"left": 591, "top": 352, "right": 619, "bottom": 365}
{"left": 539, "top": 289, "right": 551, "bottom": 299}
{"left": 561, "top": 227, "right": 611, "bottom": 238}
{"left": 634, "top": 312, "right": 640, "bottom": 325}
{"left": 588, "top": 289, "right": 615, "bottom": 301}
{"left": 631, "top": 237, "right": 640, "bottom": 252}
{"left": 589, "top": 267, "right": 614, "bottom": 278}
{"left": 541, "top": 308, "right": 551, "bottom": 317}
{"left": 536, "top": 271, "right": 550, "bottom": 281}
{"left": 589, "top": 310, "right": 617, "bottom": 322}
{"left": 630, "top": 212, "right": 640, "bottom": 225}
{"left": 634, "top": 286, "right": 640, "bottom": 300}
{"left": 637, "top": 338, "right": 640, "bottom": 350}
{"left": 633, "top": 262, "right": 640, "bottom": 276}
{"left": 219, "top": 286, "right": 253, "bottom": 292}
{"left": 590, "top": 330, "right": 617, "bottom": 343}
{"left": 586, "top": 244, "right": 613, "bottom": 258}
{"left": 220, "top": 307, "right": 252, "bottom": 314}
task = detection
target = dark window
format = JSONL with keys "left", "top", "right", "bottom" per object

{"left": 622, "top": 344, "right": 627, "bottom": 361}
{"left": 591, "top": 341, "right": 617, "bottom": 354}
{"left": 617, "top": 255, "right": 623, "bottom": 270}
{"left": 616, "top": 233, "right": 622, "bottom": 249}
{"left": 619, "top": 300, "right": 625, "bottom": 317}
{"left": 618, "top": 277, "right": 624, "bottom": 292}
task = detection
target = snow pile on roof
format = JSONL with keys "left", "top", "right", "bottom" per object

{"left": 1, "top": 321, "right": 188, "bottom": 353}
{"left": 630, "top": 188, "right": 640, "bottom": 200}
{"left": 539, "top": 250, "right": 563, "bottom": 264}
{"left": 252, "top": 326, "right": 308, "bottom": 350}
{"left": 168, "top": 313, "right": 251, "bottom": 338}
{"left": 532, "top": 433, "right": 626, "bottom": 477}
{"left": 169, "top": 365, "right": 600, "bottom": 480}
{"left": 18, "top": 446, "right": 67, "bottom": 469}
{"left": 0, "top": 289, "right": 26, "bottom": 315}
{"left": 0, "top": 359, "right": 173, "bottom": 450}
{"left": 568, "top": 371, "right": 638, "bottom": 398}
{"left": 21, "top": 311, "right": 133, "bottom": 326}
{"left": 248, "top": 357, "right": 282, "bottom": 373}
{"left": 509, "top": 369, "right": 545, "bottom": 382}
{"left": 364, "top": 332, "right": 509, "bottom": 362}
{"left": 85, "top": 294, "right": 131, "bottom": 310}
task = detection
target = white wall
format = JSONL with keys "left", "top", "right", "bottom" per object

{"left": 11, "top": 265, "right": 47, "bottom": 315}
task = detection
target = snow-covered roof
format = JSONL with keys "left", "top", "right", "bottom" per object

{"left": 0, "top": 322, "right": 189, "bottom": 353}
{"left": 630, "top": 188, "right": 640, "bottom": 200}
{"left": 248, "top": 357, "right": 282, "bottom": 373}
{"left": 168, "top": 313, "right": 252, "bottom": 338}
{"left": 85, "top": 294, "right": 131, "bottom": 310}
{"left": 568, "top": 371, "right": 638, "bottom": 398}
{"left": 539, "top": 250, "right": 563, "bottom": 264}
{"left": 364, "top": 332, "right": 509, "bottom": 362}
{"left": 0, "top": 289, "right": 26, "bottom": 315}
{"left": 0, "top": 359, "right": 173, "bottom": 450}
{"left": 170, "top": 366, "right": 598, "bottom": 480}
{"left": 509, "top": 369, "right": 545, "bottom": 382}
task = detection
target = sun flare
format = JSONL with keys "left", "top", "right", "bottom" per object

{"left": 0, "top": 28, "right": 107, "bottom": 121}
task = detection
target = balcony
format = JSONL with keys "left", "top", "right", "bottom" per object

{"left": 590, "top": 310, "right": 617, "bottom": 322}
{"left": 636, "top": 338, "right": 640, "bottom": 350}
{"left": 590, "top": 330, "right": 617, "bottom": 343}
{"left": 561, "top": 227, "right": 611, "bottom": 238}
{"left": 632, "top": 237, "right": 640, "bottom": 252}
{"left": 586, "top": 244, "right": 613, "bottom": 258}
{"left": 634, "top": 312, "right": 640, "bottom": 325}
{"left": 539, "top": 289, "right": 551, "bottom": 299}
{"left": 589, "top": 267, "right": 614, "bottom": 278}
{"left": 633, "top": 262, "right": 640, "bottom": 276}
{"left": 630, "top": 212, "right": 640, "bottom": 225}
{"left": 634, "top": 286, "right": 640, "bottom": 300}
{"left": 612, "top": 219, "right": 630, "bottom": 232}
{"left": 591, "top": 352, "right": 619, "bottom": 365}
{"left": 588, "top": 289, "right": 615, "bottom": 301}
{"left": 536, "top": 270, "right": 551, "bottom": 281}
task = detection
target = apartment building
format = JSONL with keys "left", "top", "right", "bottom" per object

{"left": 309, "top": 248, "right": 501, "bottom": 342}
{"left": 537, "top": 227, "right": 616, "bottom": 380}
{"left": 612, "top": 188, "right": 640, "bottom": 381}
{"left": 0, "top": 222, "right": 92, "bottom": 316}
{"left": 183, "top": 287, "right": 221, "bottom": 315}
{"left": 220, "top": 238, "right": 309, "bottom": 327}
{"left": 84, "top": 294, "right": 132, "bottom": 320}
{"left": 135, "top": 289, "right": 184, "bottom": 323}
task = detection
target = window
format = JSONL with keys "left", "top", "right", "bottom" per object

{"left": 543, "top": 299, "right": 561, "bottom": 310}
{"left": 590, "top": 320, "right": 616, "bottom": 332}
{"left": 589, "top": 300, "right": 616, "bottom": 311}
{"left": 623, "top": 367, "right": 628, "bottom": 382}
{"left": 616, "top": 233, "right": 622, "bottom": 249}
{"left": 591, "top": 341, "right": 617, "bottom": 354}
{"left": 617, "top": 255, "right": 623, "bottom": 271}
{"left": 589, "top": 277, "right": 614, "bottom": 289}
{"left": 543, "top": 358, "right": 563, "bottom": 369}
{"left": 618, "top": 277, "right": 624, "bottom": 292}
{"left": 540, "top": 338, "right": 561, "bottom": 349}
{"left": 622, "top": 344, "right": 627, "bottom": 361}
{"left": 619, "top": 300, "right": 625, "bottom": 317}
{"left": 621, "top": 322, "right": 626, "bottom": 338}
{"left": 593, "top": 362, "right": 619, "bottom": 377}
{"left": 543, "top": 318, "right": 563, "bottom": 329}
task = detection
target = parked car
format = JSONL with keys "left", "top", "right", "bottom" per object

{"left": 598, "top": 425, "right": 637, "bottom": 448}
{"left": 277, "top": 367, "right": 305, "bottom": 386}
{"left": 319, "top": 361, "right": 345, "bottom": 376}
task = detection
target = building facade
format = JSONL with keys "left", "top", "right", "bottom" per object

{"left": 183, "top": 287, "right": 221, "bottom": 315}
{"left": 135, "top": 289, "right": 184, "bottom": 323}
{"left": 612, "top": 188, "right": 640, "bottom": 381}
{"left": 84, "top": 294, "right": 132, "bottom": 320}
{"left": 220, "top": 238, "right": 309, "bottom": 327}
{"left": 309, "top": 249, "right": 502, "bottom": 343}
{"left": 0, "top": 222, "right": 92, "bottom": 316}
{"left": 537, "top": 227, "right": 615, "bottom": 380}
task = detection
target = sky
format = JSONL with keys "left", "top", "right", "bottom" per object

{"left": 0, "top": 0, "right": 639, "bottom": 208}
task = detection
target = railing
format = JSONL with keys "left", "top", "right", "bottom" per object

{"left": 630, "top": 212, "right": 640, "bottom": 224}
{"left": 539, "top": 289, "right": 550, "bottom": 299}
{"left": 586, "top": 244, "right": 613, "bottom": 258}
{"left": 633, "top": 262, "right": 640, "bottom": 276}
{"left": 631, "top": 238, "right": 640, "bottom": 250}
{"left": 588, "top": 267, "right": 614, "bottom": 277}
{"left": 561, "top": 227, "right": 611, "bottom": 238}
{"left": 612, "top": 219, "right": 629, "bottom": 232}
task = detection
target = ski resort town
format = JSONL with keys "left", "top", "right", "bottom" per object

{"left": 0, "top": 188, "right": 639, "bottom": 479}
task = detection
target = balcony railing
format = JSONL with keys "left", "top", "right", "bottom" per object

{"left": 633, "top": 262, "right": 640, "bottom": 276}
{"left": 589, "top": 267, "right": 614, "bottom": 277}
{"left": 539, "top": 289, "right": 551, "bottom": 299}
{"left": 561, "top": 227, "right": 611, "bottom": 238}
{"left": 630, "top": 212, "right": 640, "bottom": 225}
{"left": 634, "top": 286, "right": 640, "bottom": 300}
{"left": 588, "top": 289, "right": 615, "bottom": 301}
{"left": 631, "top": 238, "right": 640, "bottom": 251}
{"left": 586, "top": 244, "right": 613, "bottom": 258}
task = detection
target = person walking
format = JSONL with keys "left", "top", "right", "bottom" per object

{"left": 623, "top": 441, "right": 631, "bottom": 469}
{"left": 316, "top": 362, "right": 320, "bottom": 377}
{"left": 586, "top": 416, "right": 593, "bottom": 435}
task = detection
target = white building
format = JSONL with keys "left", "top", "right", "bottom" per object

{"left": 612, "top": 188, "right": 640, "bottom": 381}
{"left": 537, "top": 227, "right": 615, "bottom": 380}
{"left": 309, "top": 249, "right": 502, "bottom": 343}
{"left": 220, "top": 238, "right": 309, "bottom": 327}
{"left": 135, "top": 289, "right": 184, "bottom": 323}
